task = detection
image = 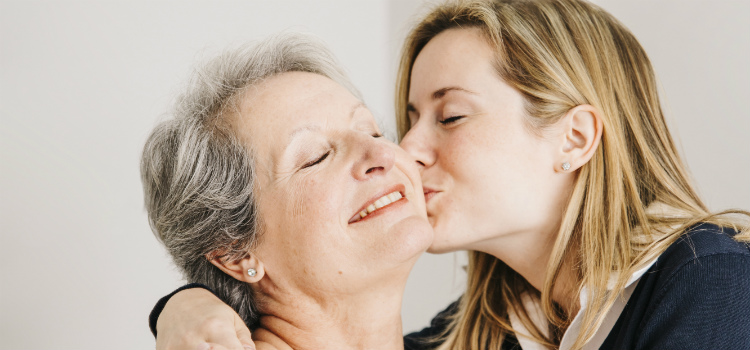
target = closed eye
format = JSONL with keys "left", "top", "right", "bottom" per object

{"left": 302, "top": 151, "right": 330, "bottom": 169}
{"left": 440, "top": 116, "right": 464, "bottom": 125}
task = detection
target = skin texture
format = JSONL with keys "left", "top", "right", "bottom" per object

{"left": 155, "top": 29, "right": 603, "bottom": 348}
{"left": 209, "top": 72, "right": 433, "bottom": 350}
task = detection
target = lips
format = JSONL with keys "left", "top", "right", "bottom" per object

{"left": 422, "top": 186, "right": 439, "bottom": 202}
{"left": 349, "top": 184, "right": 407, "bottom": 224}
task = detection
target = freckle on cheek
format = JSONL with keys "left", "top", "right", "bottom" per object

{"left": 338, "top": 271, "right": 343, "bottom": 275}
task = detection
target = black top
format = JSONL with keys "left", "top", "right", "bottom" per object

{"left": 151, "top": 223, "right": 750, "bottom": 349}
{"left": 599, "top": 223, "right": 750, "bottom": 349}
{"left": 402, "top": 300, "right": 521, "bottom": 350}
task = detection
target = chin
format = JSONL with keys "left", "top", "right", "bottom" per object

{"left": 387, "top": 215, "right": 435, "bottom": 262}
{"left": 424, "top": 222, "right": 463, "bottom": 254}
{"left": 426, "top": 244, "right": 457, "bottom": 255}
{"left": 426, "top": 236, "right": 463, "bottom": 254}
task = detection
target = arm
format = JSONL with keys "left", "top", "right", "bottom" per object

{"left": 151, "top": 284, "right": 255, "bottom": 350}
{"left": 636, "top": 253, "right": 750, "bottom": 349}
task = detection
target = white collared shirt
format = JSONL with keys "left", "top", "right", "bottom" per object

{"left": 508, "top": 257, "right": 659, "bottom": 350}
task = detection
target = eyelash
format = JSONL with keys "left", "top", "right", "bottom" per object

{"left": 302, "top": 151, "right": 330, "bottom": 169}
{"left": 301, "top": 132, "right": 380, "bottom": 169}
{"left": 440, "top": 116, "right": 464, "bottom": 125}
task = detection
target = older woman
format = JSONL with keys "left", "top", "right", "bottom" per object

{"left": 141, "top": 34, "right": 433, "bottom": 350}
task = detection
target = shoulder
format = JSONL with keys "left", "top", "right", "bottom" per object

{"left": 643, "top": 223, "right": 750, "bottom": 302}
{"left": 654, "top": 223, "right": 749, "bottom": 274}
{"left": 594, "top": 223, "right": 750, "bottom": 350}
{"left": 621, "top": 223, "right": 750, "bottom": 349}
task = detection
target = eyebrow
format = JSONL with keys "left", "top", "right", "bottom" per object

{"left": 406, "top": 86, "right": 478, "bottom": 112}
{"left": 276, "top": 101, "right": 367, "bottom": 175}
{"left": 287, "top": 101, "right": 367, "bottom": 143}
{"left": 287, "top": 125, "right": 321, "bottom": 143}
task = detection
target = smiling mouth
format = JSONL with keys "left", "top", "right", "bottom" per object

{"left": 349, "top": 191, "right": 404, "bottom": 224}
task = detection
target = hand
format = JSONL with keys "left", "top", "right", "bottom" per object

{"left": 155, "top": 288, "right": 255, "bottom": 350}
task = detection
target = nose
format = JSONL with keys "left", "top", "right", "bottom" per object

{"left": 351, "top": 136, "right": 396, "bottom": 181}
{"left": 398, "top": 122, "right": 436, "bottom": 170}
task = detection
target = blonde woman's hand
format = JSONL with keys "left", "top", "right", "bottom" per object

{"left": 155, "top": 288, "right": 255, "bottom": 350}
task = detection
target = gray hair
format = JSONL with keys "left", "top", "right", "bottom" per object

{"left": 140, "top": 33, "right": 360, "bottom": 327}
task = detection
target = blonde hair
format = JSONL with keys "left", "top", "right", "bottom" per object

{"left": 395, "top": 0, "right": 750, "bottom": 349}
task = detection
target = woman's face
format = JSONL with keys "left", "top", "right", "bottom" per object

{"left": 235, "top": 72, "right": 432, "bottom": 296}
{"left": 400, "top": 28, "right": 570, "bottom": 254}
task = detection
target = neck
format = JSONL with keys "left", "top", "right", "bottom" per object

{"left": 471, "top": 228, "right": 580, "bottom": 316}
{"left": 254, "top": 276, "right": 407, "bottom": 350}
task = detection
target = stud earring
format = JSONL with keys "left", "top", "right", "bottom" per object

{"left": 562, "top": 162, "right": 571, "bottom": 171}
{"left": 247, "top": 268, "right": 257, "bottom": 277}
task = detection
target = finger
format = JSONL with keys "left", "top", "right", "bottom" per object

{"left": 234, "top": 314, "right": 255, "bottom": 350}
{"left": 199, "top": 314, "right": 247, "bottom": 350}
{"left": 205, "top": 327, "right": 247, "bottom": 350}
{"left": 204, "top": 336, "right": 246, "bottom": 350}
{"left": 198, "top": 343, "right": 231, "bottom": 350}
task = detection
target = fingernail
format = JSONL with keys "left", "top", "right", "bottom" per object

{"left": 243, "top": 344, "right": 256, "bottom": 350}
{"left": 196, "top": 343, "right": 211, "bottom": 350}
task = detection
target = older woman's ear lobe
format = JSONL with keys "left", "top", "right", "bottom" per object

{"left": 244, "top": 254, "right": 265, "bottom": 283}
{"left": 208, "top": 253, "right": 265, "bottom": 283}
{"left": 557, "top": 104, "right": 603, "bottom": 172}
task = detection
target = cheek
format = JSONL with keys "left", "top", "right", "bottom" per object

{"left": 444, "top": 123, "right": 513, "bottom": 193}
{"left": 290, "top": 176, "right": 345, "bottom": 247}
{"left": 433, "top": 121, "right": 552, "bottom": 244}
{"left": 261, "top": 177, "right": 343, "bottom": 258}
{"left": 428, "top": 129, "right": 496, "bottom": 246}
{"left": 290, "top": 176, "right": 336, "bottom": 220}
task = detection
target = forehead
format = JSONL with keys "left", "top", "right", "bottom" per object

{"left": 232, "top": 72, "right": 361, "bottom": 152}
{"left": 411, "top": 28, "right": 495, "bottom": 89}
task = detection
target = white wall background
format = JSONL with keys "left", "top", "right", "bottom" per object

{"left": 0, "top": 1, "right": 747, "bottom": 349}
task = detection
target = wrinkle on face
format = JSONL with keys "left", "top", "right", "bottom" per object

{"left": 221, "top": 72, "right": 431, "bottom": 310}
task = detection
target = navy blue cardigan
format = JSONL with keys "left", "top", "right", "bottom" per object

{"left": 599, "top": 223, "right": 750, "bottom": 349}
{"left": 151, "top": 223, "right": 750, "bottom": 349}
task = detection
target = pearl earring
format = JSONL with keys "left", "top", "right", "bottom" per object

{"left": 247, "top": 268, "right": 257, "bottom": 277}
{"left": 562, "top": 162, "right": 571, "bottom": 171}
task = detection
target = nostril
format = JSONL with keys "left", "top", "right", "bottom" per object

{"left": 365, "top": 166, "right": 384, "bottom": 175}
{"left": 416, "top": 160, "right": 426, "bottom": 167}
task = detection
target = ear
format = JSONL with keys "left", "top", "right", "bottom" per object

{"left": 556, "top": 104, "right": 603, "bottom": 172}
{"left": 208, "top": 252, "right": 265, "bottom": 283}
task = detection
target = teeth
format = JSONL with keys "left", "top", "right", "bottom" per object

{"left": 356, "top": 191, "right": 403, "bottom": 221}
